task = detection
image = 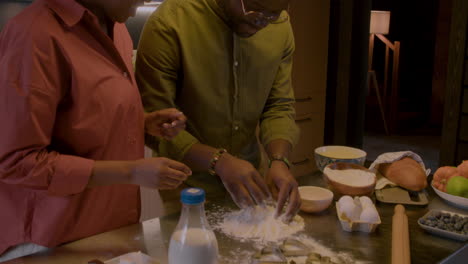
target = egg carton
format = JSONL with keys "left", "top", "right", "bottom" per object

{"left": 335, "top": 202, "right": 381, "bottom": 233}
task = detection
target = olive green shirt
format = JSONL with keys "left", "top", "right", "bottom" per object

{"left": 136, "top": 0, "right": 299, "bottom": 190}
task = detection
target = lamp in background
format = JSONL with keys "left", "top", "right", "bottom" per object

{"left": 367, "top": 10, "right": 400, "bottom": 135}
{"left": 370, "top": 10, "right": 390, "bottom": 35}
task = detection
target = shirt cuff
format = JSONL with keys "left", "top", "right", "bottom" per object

{"left": 261, "top": 119, "right": 299, "bottom": 148}
{"left": 48, "top": 155, "right": 94, "bottom": 196}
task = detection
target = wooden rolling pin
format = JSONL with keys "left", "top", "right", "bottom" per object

{"left": 392, "top": 204, "right": 410, "bottom": 264}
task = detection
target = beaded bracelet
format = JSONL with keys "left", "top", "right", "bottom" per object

{"left": 208, "top": 148, "right": 227, "bottom": 176}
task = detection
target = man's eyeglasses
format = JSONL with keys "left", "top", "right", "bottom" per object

{"left": 239, "top": 0, "right": 287, "bottom": 28}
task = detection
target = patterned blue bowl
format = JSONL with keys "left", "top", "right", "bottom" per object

{"left": 314, "top": 146, "right": 367, "bottom": 172}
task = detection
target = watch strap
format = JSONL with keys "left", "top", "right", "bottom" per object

{"left": 268, "top": 155, "right": 291, "bottom": 169}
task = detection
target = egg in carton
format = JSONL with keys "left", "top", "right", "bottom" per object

{"left": 336, "top": 196, "right": 381, "bottom": 233}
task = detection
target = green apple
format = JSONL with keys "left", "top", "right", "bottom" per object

{"left": 446, "top": 176, "right": 468, "bottom": 198}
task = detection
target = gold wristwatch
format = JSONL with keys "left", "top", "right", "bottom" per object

{"left": 268, "top": 154, "right": 291, "bottom": 169}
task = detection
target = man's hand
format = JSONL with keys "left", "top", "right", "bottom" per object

{"left": 266, "top": 161, "right": 301, "bottom": 223}
{"left": 215, "top": 153, "right": 271, "bottom": 208}
{"left": 145, "top": 108, "right": 187, "bottom": 140}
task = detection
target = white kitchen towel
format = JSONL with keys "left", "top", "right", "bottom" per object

{"left": 368, "top": 151, "right": 431, "bottom": 190}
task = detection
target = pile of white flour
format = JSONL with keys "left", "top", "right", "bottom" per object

{"left": 213, "top": 205, "right": 304, "bottom": 243}
{"left": 208, "top": 205, "right": 367, "bottom": 264}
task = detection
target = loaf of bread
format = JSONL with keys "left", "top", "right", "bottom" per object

{"left": 378, "top": 157, "right": 427, "bottom": 191}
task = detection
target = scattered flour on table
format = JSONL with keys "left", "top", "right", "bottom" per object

{"left": 212, "top": 205, "right": 304, "bottom": 243}
{"left": 218, "top": 247, "right": 256, "bottom": 264}
{"left": 208, "top": 206, "right": 369, "bottom": 264}
{"left": 286, "top": 234, "right": 369, "bottom": 264}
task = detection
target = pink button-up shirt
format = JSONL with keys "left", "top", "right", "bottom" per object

{"left": 0, "top": 0, "right": 145, "bottom": 254}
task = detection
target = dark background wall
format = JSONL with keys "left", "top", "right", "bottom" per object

{"left": 325, "top": 0, "right": 371, "bottom": 148}
{"left": 0, "top": 0, "right": 32, "bottom": 30}
{"left": 368, "top": 0, "right": 439, "bottom": 132}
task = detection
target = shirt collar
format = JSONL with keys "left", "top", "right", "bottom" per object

{"left": 44, "top": 0, "right": 87, "bottom": 27}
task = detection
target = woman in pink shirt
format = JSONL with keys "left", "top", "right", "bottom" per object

{"left": 0, "top": 0, "right": 191, "bottom": 261}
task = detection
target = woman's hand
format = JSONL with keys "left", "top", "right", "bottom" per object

{"left": 144, "top": 108, "right": 187, "bottom": 140}
{"left": 131, "top": 157, "right": 192, "bottom": 189}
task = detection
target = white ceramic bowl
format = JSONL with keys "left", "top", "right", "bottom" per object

{"left": 323, "top": 162, "right": 376, "bottom": 198}
{"left": 314, "top": 146, "right": 367, "bottom": 172}
{"left": 432, "top": 184, "right": 468, "bottom": 210}
{"left": 298, "top": 186, "right": 334, "bottom": 213}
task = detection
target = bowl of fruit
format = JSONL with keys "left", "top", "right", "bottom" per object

{"left": 432, "top": 161, "right": 468, "bottom": 209}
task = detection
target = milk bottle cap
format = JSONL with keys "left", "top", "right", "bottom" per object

{"left": 181, "top": 188, "right": 205, "bottom": 204}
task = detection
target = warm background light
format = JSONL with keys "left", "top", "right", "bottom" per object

{"left": 370, "top": 10, "right": 390, "bottom": 35}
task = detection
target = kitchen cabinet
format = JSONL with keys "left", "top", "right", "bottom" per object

{"left": 290, "top": 113, "right": 324, "bottom": 177}
{"left": 289, "top": 0, "right": 330, "bottom": 176}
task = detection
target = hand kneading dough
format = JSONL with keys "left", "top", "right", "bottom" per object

{"left": 378, "top": 157, "right": 427, "bottom": 191}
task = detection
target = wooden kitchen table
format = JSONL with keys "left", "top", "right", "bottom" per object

{"left": 5, "top": 171, "right": 466, "bottom": 264}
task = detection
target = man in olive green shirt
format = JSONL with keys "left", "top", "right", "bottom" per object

{"left": 136, "top": 0, "right": 300, "bottom": 221}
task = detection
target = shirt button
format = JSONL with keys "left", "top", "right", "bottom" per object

{"left": 234, "top": 125, "right": 239, "bottom": 131}
{"left": 234, "top": 61, "right": 239, "bottom": 67}
{"left": 123, "top": 72, "right": 129, "bottom": 78}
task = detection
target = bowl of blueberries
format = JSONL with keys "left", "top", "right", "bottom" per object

{"left": 418, "top": 209, "right": 468, "bottom": 242}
